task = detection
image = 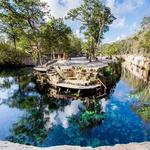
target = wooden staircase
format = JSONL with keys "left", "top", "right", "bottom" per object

{"left": 46, "top": 67, "right": 65, "bottom": 85}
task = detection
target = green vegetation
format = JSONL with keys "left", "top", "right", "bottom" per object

{"left": 0, "top": 0, "right": 82, "bottom": 66}
{"left": 66, "top": 0, "right": 115, "bottom": 61}
{"left": 40, "top": 17, "right": 72, "bottom": 58}
{"left": 0, "top": 0, "right": 48, "bottom": 65}
{"left": 131, "top": 86, "right": 150, "bottom": 122}
{"left": 0, "top": 0, "right": 149, "bottom": 66}
{"left": 100, "top": 16, "right": 150, "bottom": 56}
{"left": 69, "top": 100, "right": 106, "bottom": 129}
{"left": 136, "top": 107, "right": 150, "bottom": 122}
{"left": 8, "top": 108, "right": 47, "bottom": 145}
{"left": 97, "top": 63, "right": 121, "bottom": 91}
{"left": 0, "top": 42, "right": 30, "bottom": 66}
{"left": 141, "top": 16, "right": 150, "bottom": 28}
{"left": 124, "top": 67, "right": 150, "bottom": 122}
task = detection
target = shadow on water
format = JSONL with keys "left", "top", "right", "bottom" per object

{"left": 0, "top": 65, "right": 149, "bottom": 147}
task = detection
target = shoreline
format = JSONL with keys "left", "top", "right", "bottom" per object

{"left": 0, "top": 141, "right": 150, "bottom": 150}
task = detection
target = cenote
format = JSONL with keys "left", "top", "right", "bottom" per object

{"left": 0, "top": 65, "right": 150, "bottom": 148}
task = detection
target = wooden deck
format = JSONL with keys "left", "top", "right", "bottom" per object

{"left": 33, "top": 57, "right": 110, "bottom": 98}
{"left": 55, "top": 83, "right": 101, "bottom": 90}
{"left": 33, "top": 67, "right": 47, "bottom": 72}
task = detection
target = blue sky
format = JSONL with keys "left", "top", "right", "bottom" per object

{"left": 42, "top": 0, "right": 150, "bottom": 43}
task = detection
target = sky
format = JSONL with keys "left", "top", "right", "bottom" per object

{"left": 42, "top": 0, "right": 150, "bottom": 43}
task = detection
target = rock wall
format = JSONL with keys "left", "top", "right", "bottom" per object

{"left": 122, "top": 55, "right": 150, "bottom": 83}
{"left": 0, "top": 141, "right": 150, "bottom": 150}
{"left": 122, "top": 55, "right": 150, "bottom": 71}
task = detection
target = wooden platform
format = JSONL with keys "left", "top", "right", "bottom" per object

{"left": 33, "top": 67, "right": 47, "bottom": 72}
{"left": 33, "top": 57, "right": 109, "bottom": 98}
{"left": 55, "top": 82, "right": 101, "bottom": 90}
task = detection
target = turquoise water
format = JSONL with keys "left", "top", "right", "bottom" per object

{"left": 0, "top": 67, "right": 150, "bottom": 147}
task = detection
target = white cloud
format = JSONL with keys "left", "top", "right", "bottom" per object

{"left": 42, "top": 0, "right": 82, "bottom": 18}
{"left": 116, "top": 0, "right": 145, "bottom": 14}
{"left": 106, "top": 0, "right": 115, "bottom": 12}
{"left": 45, "top": 100, "right": 84, "bottom": 129}
{"left": 111, "top": 17, "right": 126, "bottom": 28}
{"left": 106, "top": 0, "right": 145, "bottom": 15}
{"left": 106, "top": 0, "right": 145, "bottom": 28}
{"left": 75, "top": 29, "right": 84, "bottom": 39}
{"left": 116, "top": 34, "right": 126, "bottom": 41}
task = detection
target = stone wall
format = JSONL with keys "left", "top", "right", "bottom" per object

{"left": 122, "top": 55, "right": 150, "bottom": 71}
{"left": 122, "top": 55, "right": 150, "bottom": 83}
{"left": 0, "top": 141, "right": 150, "bottom": 150}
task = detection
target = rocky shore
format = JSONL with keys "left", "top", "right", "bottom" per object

{"left": 121, "top": 55, "right": 150, "bottom": 83}
{"left": 122, "top": 55, "right": 150, "bottom": 71}
{"left": 0, "top": 141, "right": 150, "bottom": 150}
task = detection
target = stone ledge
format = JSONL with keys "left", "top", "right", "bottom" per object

{"left": 0, "top": 141, "right": 150, "bottom": 150}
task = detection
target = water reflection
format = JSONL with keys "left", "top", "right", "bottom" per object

{"left": 0, "top": 67, "right": 150, "bottom": 147}
{"left": 0, "top": 105, "right": 24, "bottom": 140}
{"left": 121, "top": 65, "right": 150, "bottom": 123}
{"left": 44, "top": 100, "right": 84, "bottom": 129}
{"left": 122, "top": 62, "right": 149, "bottom": 83}
{"left": 7, "top": 97, "right": 105, "bottom": 146}
{"left": 0, "top": 68, "right": 106, "bottom": 146}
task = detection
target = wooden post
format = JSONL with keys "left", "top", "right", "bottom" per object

{"left": 58, "top": 87, "right": 61, "bottom": 94}
{"left": 66, "top": 88, "right": 69, "bottom": 93}
{"left": 78, "top": 90, "right": 81, "bottom": 96}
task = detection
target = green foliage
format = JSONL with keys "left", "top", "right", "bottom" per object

{"left": 100, "top": 42, "right": 122, "bottom": 56}
{"left": 40, "top": 17, "right": 72, "bottom": 55}
{"left": 66, "top": 0, "right": 115, "bottom": 58}
{"left": 0, "top": 42, "right": 29, "bottom": 66}
{"left": 1, "top": 69, "right": 48, "bottom": 145}
{"left": 101, "top": 16, "right": 150, "bottom": 56}
{"left": 130, "top": 85, "right": 150, "bottom": 104}
{"left": 69, "top": 100, "right": 106, "bottom": 129}
{"left": 140, "top": 29, "right": 150, "bottom": 53}
{"left": 141, "top": 16, "right": 150, "bottom": 28}
{"left": 103, "top": 66, "right": 113, "bottom": 76}
{"left": 0, "top": 0, "right": 49, "bottom": 65}
{"left": 136, "top": 106, "right": 150, "bottom": 122}
{"left": 8, "top": 108, "right": 47, "bottom": 145}
{"left": 82, "top": 40, "right": 91, "bottom": 55}
{"left": 69, "top": 34, "right": 82, "bottom": 56}
{"left": 101, "top": 28, "right": 150, "bottom": 56}
{"left": 80, "top": 110, "right": 105, "bottom": 126}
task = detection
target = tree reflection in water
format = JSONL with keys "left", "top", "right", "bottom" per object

{"left": 0, "top": 68, "right": 106, "bottom": 146}
{"left": 1, "top": 67, "right": 150, "bottom": 147}
{"left": 68, "top": 99, "right": 106, "bottom": 129}
{"left": 7, "top": 97, "right": 106, "bottom": 146}
{"left": 122, "top": 66, "right": 150, "bottom": 122}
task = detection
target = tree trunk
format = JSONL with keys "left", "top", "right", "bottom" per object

{"left": 36, "top": 41, "right": 42, "bottom": 66}
{"left": 91, "top": 38, "right": 96, "bottom": 60}
{"left": 89, "top": 37, "right": 93, "bottom": 62}
{"left": 52, "top": 50, "right": 55, "bottom": 60}
{"left": 38, "top": 50, "right": 42, "bottom": 66}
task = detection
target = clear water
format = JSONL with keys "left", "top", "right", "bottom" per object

{"left": 0, "top": 67, "right": 150, "bottom": 147}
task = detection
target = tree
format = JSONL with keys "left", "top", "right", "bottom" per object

{"left": 69, "top": 34, "right": 82, "bottom": 56}
{"left": 15, "top": 0, "right": 49, "bottom": 65}
{"left": 40, "top": 17, "right": 72, "bottom": 59}
{"left": 66, "top": 0, "right": 115, "bottom": 61}
{"left": 141, "top": 16, "right": 150, "bottom": 29}
{"left": 140, "top": 29, "right": 150, "bottom": 55}
{"left": 0, "top": 0, "right": 49, "bottom": 65}
{"left": 82, "top": 39, "right": 93, "bottom": 61}
{"left": 0, "top": 0, "right": 23, "bottom": 50}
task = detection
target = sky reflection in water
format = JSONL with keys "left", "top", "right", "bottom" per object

{"left": 0, "top": 68, "right": 150, "bottom": 147}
